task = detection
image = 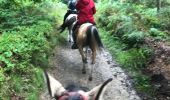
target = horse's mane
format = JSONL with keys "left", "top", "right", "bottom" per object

{"left": 65, "top": 83, "right": 89, "bottom": 92}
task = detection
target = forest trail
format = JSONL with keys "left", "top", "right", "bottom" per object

{"left": 40, "top": 41, "right": 141, "bottom": 100}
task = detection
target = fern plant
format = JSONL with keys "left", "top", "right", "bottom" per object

{"left": 123, "top": 31, "right": 145, "bottom": 47}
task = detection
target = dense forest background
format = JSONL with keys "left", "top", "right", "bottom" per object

{"left": 0, "top": 0, "right": 170, "bottom": 99}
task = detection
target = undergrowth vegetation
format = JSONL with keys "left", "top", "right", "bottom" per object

{"left": 0, "top": 0, "right": 66, "bottom": 99}
{"left": 96, "top": 0, "right": 170, "bottom": 98}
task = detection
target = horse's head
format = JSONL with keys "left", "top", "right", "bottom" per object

{"left": 44, "top": 71, "right": 112, "bottom": 100}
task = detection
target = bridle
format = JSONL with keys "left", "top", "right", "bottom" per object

{"left": 57, "top": 91, "right": 89, "bottom": 100}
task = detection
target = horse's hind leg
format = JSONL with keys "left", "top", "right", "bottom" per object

{"left": 89, "top": 64, "right": 95, "bottom": 81}
{"left": 78, "top": 47, "right": 87, "bottom": 74}
{"left": 85, "top": 47, "right": 88, "bottom": 58}
{"left": 89, "top": 48, "right": 96, "bottom": 81}
{"left": 68, "top": 26, "right": 72, "bottom": 42}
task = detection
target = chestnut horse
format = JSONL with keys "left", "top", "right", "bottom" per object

{"left": 75, "top": 23, "right": 104, "bottom": 81}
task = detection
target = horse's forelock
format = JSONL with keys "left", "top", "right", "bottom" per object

{"left": 66, "top": 83, "right": 80, "bottom": 92}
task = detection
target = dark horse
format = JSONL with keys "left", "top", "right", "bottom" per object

{"left": 44, "top": 71, "right": 113, "bottom": 100}
{"left": 75, "top": 23, "right": 104, "bottom": 81}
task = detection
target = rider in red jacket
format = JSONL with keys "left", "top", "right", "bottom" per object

{"left": 72, "top": 0, "right": 96, "bottom": 49}
{"left": 76, "top": 0, "right": 96, "bottom": 24}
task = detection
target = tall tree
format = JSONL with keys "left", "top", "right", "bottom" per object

{"left": 156, "top": 0, "right": 161, "bottom": 12}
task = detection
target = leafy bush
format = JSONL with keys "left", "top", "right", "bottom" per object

{"left": 117, "top": 47, "right": 152, "bottom": 70}
{"left": 159, "top": 6, "right": 170, "bottom": 30}
{"left": 0, "top": 22, "right": 52, "bottom": 97}
{"left": 141, "top": 8, "right": 161, "bottom": 29}
{"left": 0, "top": 0, "right": 64, "bottom": 98}
{"left": 97, "top": 0, "right": 170, "bottom": 98}
{"left": 149, "top": 28, "right": 168, "bottom": 41}
{"left": 133, "top": 73, "right": 154, "bottom": 94}
{"left": 123, "top": 31, "right": 145, "bottom": 47}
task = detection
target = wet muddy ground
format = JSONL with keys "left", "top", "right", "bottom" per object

{"left": 40, "top": 41, "right": 141, "bottom": 100}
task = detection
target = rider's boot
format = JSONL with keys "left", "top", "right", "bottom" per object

{"left": 71, "top": 25, "right": 78, "bottom": 49}
{"left": 71, "top": 31, "right": 78, "bottom": 49}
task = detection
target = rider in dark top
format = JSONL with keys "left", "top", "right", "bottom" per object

{"left": 59, "top": 0, "right": 77, "bottom": 33}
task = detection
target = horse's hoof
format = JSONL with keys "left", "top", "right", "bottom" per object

{"left": 82, "top": 70, "right": 86, "bottom": 74}
{"left": 88, "top": 76, "right": 92, "bottom": 81}
{"left": 84, "top": 59, "right": 87, "bottom": 63}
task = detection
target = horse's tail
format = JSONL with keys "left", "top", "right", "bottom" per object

{"left": 87, "top": 25, "right": 104, "bottom": 49}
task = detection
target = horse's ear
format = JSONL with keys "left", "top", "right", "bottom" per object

{"left": 86, "top": 78, "right": 113, "bottom": 100}
{"left": 43, "top": 71, "right": 66, "bottom": 97}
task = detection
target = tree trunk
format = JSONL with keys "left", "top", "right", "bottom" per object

{"left": 157, "top": 0, "right": 161, "bottom": 12}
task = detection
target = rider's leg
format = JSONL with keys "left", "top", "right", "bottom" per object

{"left": 60, "top": 10, "right": 71, "bottom": 32}
{"left": 71, "top": 22, "right": 79, "bottom": 49}
{"left": 63, "top": 10, "right": 71, "bottom": 22}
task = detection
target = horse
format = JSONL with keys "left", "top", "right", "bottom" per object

{"left": 60, "top": 13, "right": 77, "bottom": 42}
{"left": 75, "top": 23, "right": 104, "bottom": 81}
{"left": 44, "top": 71, "right": 113, "bottom": 100}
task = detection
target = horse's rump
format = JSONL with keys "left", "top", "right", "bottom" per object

{"left": 77, "top": 23, "right": 103, "bottom": 49}
{"left": 65, "top": 14, "right": 77, "bottom": 25}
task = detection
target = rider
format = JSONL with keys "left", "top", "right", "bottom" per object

{"left": 71, "top": 0, "right": 96, "bottom": 49}
{"left": 60, "top": 0, "right": 77, "bottom": 32}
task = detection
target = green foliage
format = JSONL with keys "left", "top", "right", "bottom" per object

{"left": 96, "top": 2, "right": 122, "bottom": 28}
{"left": 0, "top": 21, "right": 51, "bottom": 71}
{"left": 0, "top": 68, "right": 5, "bottom": 82}
{"left": 96, "top": 0, "right": 170, "bottom": 47}
{"left": 100, "top": 29, "right": 152, "bottom": 70}
{"left": 97, "top": 0, "right": 160, "bottom": 94}
{"left": 114, "top": 20, "right": 135, "bottom": 37}
{"left": 0, "top": 0, "right": 63, "bottom": 98}
{"left": 149, "top": 28, "right": 168, "bottom": 41}
{"left": 100, "top": 28, "right": 153, "bottom": 93}
{"left": 126, "top": 0, "right": 170, "bottom": 8}
{"left": 159, "top": 6, "right": 170, "bottom": 30}
{"left": 97, "top": 2, "right": 149, "bottom": 47}
{"left": 0, "top": 68, "right": 44, "bottom": 99}
{"left": 117, "top": 47, "right": 152, "bottom": 70}
{"left": 122, "top": 31, "right": 145, "bottom": 47}
{"left": 0, "top": 1, "right": 56, "bottom": 32}
{"left": 133, "top": 73, "right": 154, "bottom": 94}
{"left": 0, "top": 24, "right": 51, "bottom": 98}
{"left": 27, "top": 68, "right": 44, "bottom": 100}
{"left": 141, "top": 0, "right": 156, "bottom": 8}
{"left": 141, "top": 8, "right": 161, "bottom": 29}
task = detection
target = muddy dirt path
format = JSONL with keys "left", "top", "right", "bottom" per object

{"left": 40, "top": 41, "right": 141, "bottom": 100}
